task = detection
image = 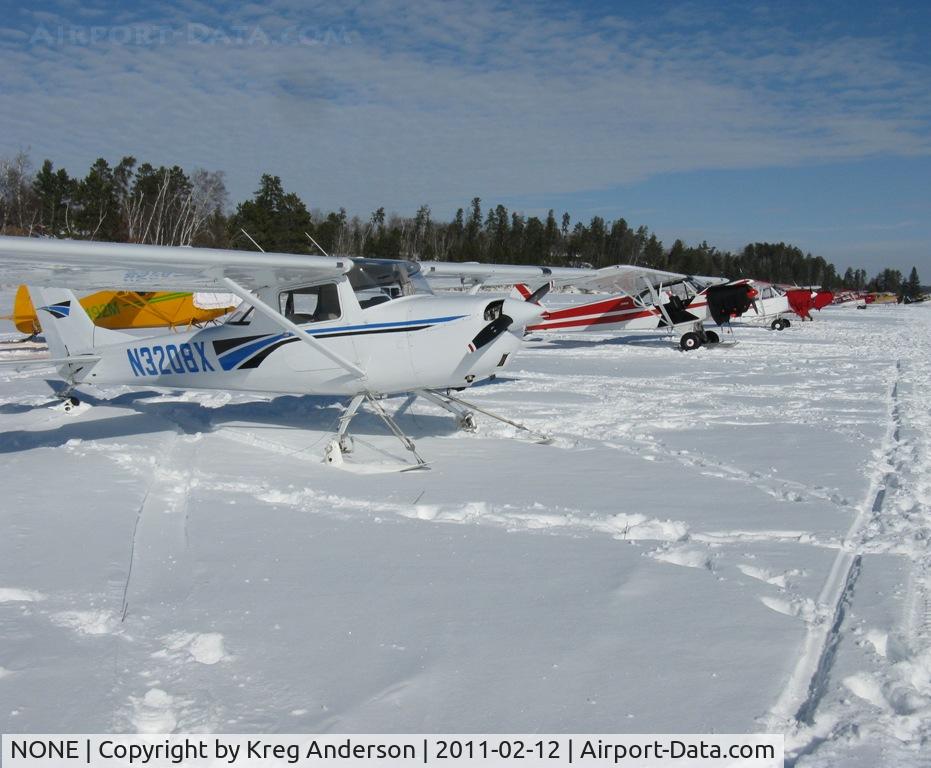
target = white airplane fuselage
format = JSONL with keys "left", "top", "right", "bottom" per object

{"left": 55, "top": 283, "right": 533, "bottom": 397}
{"left": 745, "top": 281, "right": 792, "bottom": 321}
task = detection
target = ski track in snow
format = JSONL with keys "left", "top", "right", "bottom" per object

{"left": 776, "top": 322, "right": 931, "bottom": 765}
{"left": 768, "top": 364, "right": 904, "bottom": 735}
{"left": 108, "top": 424, "right": 234, "bottom": 732}
{"left": 1, "top": 302, "right": 930, "bottom": 755}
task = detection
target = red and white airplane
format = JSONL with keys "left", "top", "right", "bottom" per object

{"left": 625, "top": 271, "right": 759, "bottom": 349}
{"left": 510, "top": 284, "right": 661, "bottom": 333}
{"left": 422, "top": 263, "right": 760, "bottom": 351}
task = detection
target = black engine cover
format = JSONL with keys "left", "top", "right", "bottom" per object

{"left": 705, "top": 284, "right": 754, "bottom": 325}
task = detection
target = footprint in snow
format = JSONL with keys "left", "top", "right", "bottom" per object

{"left": 130, "top": 688, "right": 178, "bottom": 733}
{"left": 51, "top": 610, "right": 120, "bottom": 636}
{"left": 154, "top": 632, "right": 229, "bottom": 665}
{"left": 0, "top": 587, "right": 46, "bottom": 603}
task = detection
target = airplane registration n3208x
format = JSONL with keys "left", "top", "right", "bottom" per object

{"left": 126, "top": 341, "right": 215, "bottom": 375}
{"left": 0, "top": 235, "right": 571, "bottom": 469}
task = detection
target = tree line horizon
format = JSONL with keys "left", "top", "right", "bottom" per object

{"left": 0, "top": 152, "right": 923, "bottom": 297}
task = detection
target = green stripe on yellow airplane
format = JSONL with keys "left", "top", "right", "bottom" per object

{"left": 4, "top": 285, "right": 236, "bottom": 335}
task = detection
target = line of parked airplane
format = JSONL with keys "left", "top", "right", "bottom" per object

{"left": 0, "top": 235, "right": 834, "bottom": 468}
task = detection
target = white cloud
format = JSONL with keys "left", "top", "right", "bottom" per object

{"left": 0, "top": 0, "right": 929, "bottom": 218}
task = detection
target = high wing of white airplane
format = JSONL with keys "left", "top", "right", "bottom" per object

{"left": 0, "top": 236, "right": 550, "bottom": 468}
{"left": 418, "top": 261, "right": 593, "bottom": 292}
{"left": 552, "top": 264, "right": 727, "bottom": 296}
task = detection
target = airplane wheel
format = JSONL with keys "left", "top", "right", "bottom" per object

{"left": 771, "top": 319, "right": 785, "bottom": 330}
{"left": 704, "top": 331, "right": 720, "bottom": 344}
{"left": 680, "top": 332, "right": 702, "bottom": 351}
{"left": 62, "top": 396, "right": 80, "bottom": 413}
{"left": 782, "top": 319, "right": 791, "bottom": 327}
{"left": 339, "top": 434, "right": 354, "bottom": 454}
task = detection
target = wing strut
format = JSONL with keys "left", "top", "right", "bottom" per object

{"left": 220, "top": 277, "right": 367, "bottom": 380}
{"left": 641, "top": 276, "right": 676, "bottom": 328}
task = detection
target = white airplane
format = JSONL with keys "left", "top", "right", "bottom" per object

{"left": 0, "top": 236, "right": 554, "bottom": 469}
{"left": 740, "top": 280, "right": 794, "bottom": 330}
{"left": 422, "top": 263, "right": 759, "bottom": 350}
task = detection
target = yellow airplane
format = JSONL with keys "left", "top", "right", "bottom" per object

{"left": 4, "top": 285, "right": 235, "bottom": 335}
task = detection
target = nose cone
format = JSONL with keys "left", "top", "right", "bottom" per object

{"left": 502, "top": 297, "right": 546, "bottom": 329}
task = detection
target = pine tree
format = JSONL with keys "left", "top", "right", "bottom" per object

{"left": 229, "top": 174, "right": 313, "bottom": 253}
{"left": 33, "top": 159, "right": 74, "bottom": 236}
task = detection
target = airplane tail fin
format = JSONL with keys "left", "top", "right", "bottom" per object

{"left": 509, "top": 283, "right": 532, "bottom": 301}
{"left": 12, "top": 285, "right": 41, "bottom": 335}
{"left": 27, "top": 287, "right": 133, "bottom": 358}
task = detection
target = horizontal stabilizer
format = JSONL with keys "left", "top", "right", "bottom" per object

{"left": 0, "top": 354, "right": 101, "bottom": 368}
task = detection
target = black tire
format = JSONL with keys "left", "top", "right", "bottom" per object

{"left": 704, "top": 330, "right": 720, "bottom": 344}
{"left": 680, "top": 332, "right": 702, "bottom": 351}
{"left": 771, "top": 319, "right": 785, "bottom": 330}
{"left": 782, "top": 319, "right": 792, "bottom": 328}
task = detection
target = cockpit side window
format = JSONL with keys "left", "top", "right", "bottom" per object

{"left": 349, "top": 260, "right": 432, "bottom": 309}
{"left": 278, "top": 284, "right": 342, "bottom": 324}
{"left": 761, "top": 287, "right": 774, "bottom": 299}
{"left": 638, "top": 280, "right": 693, "bottom": 305}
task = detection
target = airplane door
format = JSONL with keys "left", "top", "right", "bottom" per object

{"left": 281, "top": 282, "right": 363, "bottom": 373}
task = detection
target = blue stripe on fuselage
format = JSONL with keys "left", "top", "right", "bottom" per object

{"left": 215, "top": 314, "right": 468, "bottom": 371}
{"left": 307, "top": 314, "right": 466, "bottom": 336}
{"left": 218, "top": 332, "right": 290, "bottom": 371}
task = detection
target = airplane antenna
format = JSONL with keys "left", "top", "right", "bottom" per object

{"left": 240, "top": 228, "right": 266, "bottom": 253}
{"left": 305, "top": 232, "right": 331, "bottom": 258}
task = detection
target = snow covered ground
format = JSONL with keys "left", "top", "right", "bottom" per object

{"left": 1, "top": 294, "right": 929, "bottom": 766}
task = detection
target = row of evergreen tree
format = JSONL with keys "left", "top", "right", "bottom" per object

{"left": 0, "top": 153, "right": 923, "bottom": 295}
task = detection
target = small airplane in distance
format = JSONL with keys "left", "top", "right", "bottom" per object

{"left": 784, "top": 287, "right": 834, "bottom": 322}
{"left": 735, "top": 280, "right": 793, "bottom": 330}
{"left": 833, "top": 290, "right": 872, "bottom": 305}
{"left": 3, "top": 284, "right": 236, "bottom": 336}
{"left": 738, "top": 282, "right": 833, "bottom": 329}
{"left": 0, "top": 235, "right": 554, "bottom": 469}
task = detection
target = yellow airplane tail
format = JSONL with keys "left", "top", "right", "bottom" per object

{"left": 4, "top": 285, "right": 42, "bottom": 335}
{"left": 5, "top": 284, "right": 234, "bottom": 334}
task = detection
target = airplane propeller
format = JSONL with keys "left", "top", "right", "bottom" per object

{"left": 469, "top": 298, "right": 545, "bottom": 352}
{"left": 525, "top": 281, "right": 553, "bottom": 304}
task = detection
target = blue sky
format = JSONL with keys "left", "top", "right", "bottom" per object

{"left": 1, "top": 0, "right": 929, "bottom": 275}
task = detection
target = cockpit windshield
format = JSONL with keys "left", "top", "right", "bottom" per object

{"left": 349, "top": 259, "right": 433, "bottom": 309}
{"left": 637, "top": 278, "right": 702, "bottom": 306}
